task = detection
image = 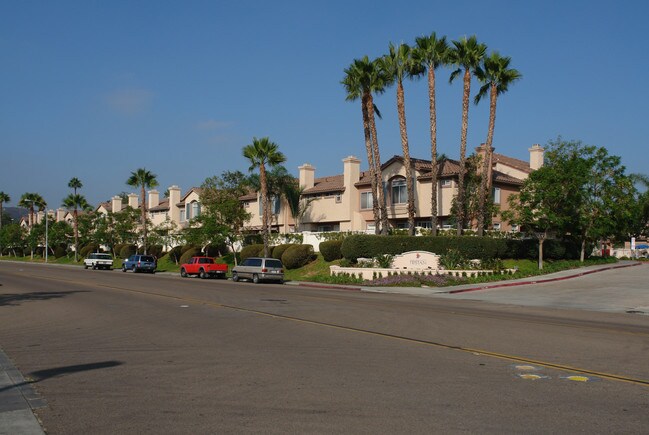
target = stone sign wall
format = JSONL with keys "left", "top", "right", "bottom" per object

{"left": 391, "top": 251, "right": 440, "bottom": 271}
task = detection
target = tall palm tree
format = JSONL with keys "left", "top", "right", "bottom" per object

{"left": 0, "top": 191, "right": 10, "bottom": 230}
{"left": 62, "top": 193, "right": 92, "bottom": 262}
{"left": 413, "top": 32, "right": 449, "bottom": 236}
{"left": 242, "top": 137, "right": 286, "bottom": 257}
{"left": 474, "top": 52, "right": 522, "bottom": 236}
{"left": 126, "top": 168, "right": 158, "bottom": 254}
{"left": 19, "top": 192, "right": 46, "bottom": 229}
{"left": 379, "top": 42, "right": 421, "bottom": 235}
{"left": 68, "top": 177, "right": 82, "bottom": 195}
{"left": 342, "top": 57, "right": 388, "bottom": 234}
{"left": 449, "top": 35, "right": 487, "bottom": 235}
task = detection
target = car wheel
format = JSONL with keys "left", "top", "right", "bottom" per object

{"left": 199, "top": 269, "right": 207, "bottom": 279}
{"left": 180, "top": 268, "right": 187, "bottom": 278}
{"left": 84, "top": 264, "right": 88, "bottom": 269}
{"left": 232, "top": 272, "right": 239, "bottom": 282}
{"left": 278, "top": 279, "right": 284, "bottom": 285}
{"left": 122, "top": 265, "right": 127, "bottom": 272}
{"left": 252, "top": 274, "right": 260, "bottom": 284}
{"left": 92, "top": 264, "right": 97, "bottom": 270}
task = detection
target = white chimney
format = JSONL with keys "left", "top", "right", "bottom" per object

{"left": 148, "top": 189, "right": 160, "bottom": 209}
{"left": 56, "top": 208, "right": 66, "bottom": 222}
{"left": 111, "top": 196, "right": 122, "bottom": 213}
{"left": 529, "top": 144, "right": 544, "bottom": 170}
{"left": 128, "top": 193, "right": 138, "bottom": 209}
{"left": 299, "top": 163, "right": 315, "bottom": 189}
{"left": 168, "top": 185, "right": 181, "bottom": 223}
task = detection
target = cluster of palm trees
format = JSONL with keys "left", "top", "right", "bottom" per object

{"left": 342, "top": 32, "right": 521, "bottom": 237}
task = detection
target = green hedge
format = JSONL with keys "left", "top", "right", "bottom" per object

{"left": 146, "top": 245, "right": 164, "bottom": 258}
{"left": 339, "top": 235, "right": 582, "bottom": 261}
{"left": 80, "top": 244, "right": 99, "bottom": 258}
{"left": 119, "top": 244, "right": 137, "bottom": 259}
{"left": 319, "top": 240, "right": 343, "bottom": 262}
{"left": 271, "top": 244, "right": 297, "bottom": 260}
{"left": 179, "top": 247, "right": 202, "bottom": 265}
{"left": 281, "top": 244, "right": 315, "bottom": 270}
{"left": 240, "top": 244, "right": 265, "bottom": 261}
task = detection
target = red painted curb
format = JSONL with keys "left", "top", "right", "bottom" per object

{"left": 447, "top": 262, "right": 641, "bottom": 294}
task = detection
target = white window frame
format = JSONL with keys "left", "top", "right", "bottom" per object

{"left": 391, "top": 178, "right": 407, "bottom": 204}
{"left": 493, "top": 187, "right": 501, "bottom": 204}
{"left": 360, "top": 191, "right": 373, "bottom": 210}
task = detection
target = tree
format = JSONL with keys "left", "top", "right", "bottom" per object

{"left": 630, "top": 174, "right": 649, "bottom": 238}
{"left": 474, "top": 52, "right": 522, "bottom": 236}
{"left": 0, "top": 191, "right": 10, "bottom": 231}
{"left": 190, "top": 171, "right": 251, "bottom": 264}
{"left": 62, "top": 193, "right": 92, "bottom": 262}
{"left": 379, "top": 42, "right": 422, "bottom": 235}
{"left": 242, "top": 137, "right": 286, "bottom": 257}
{"left": 449, "top": 35, "right": 487, "bottom": 235}
{"left": 342, "top": 57, "right": 385, "bottom": 234}
{"left": 18, "top": 192, "right": 46, "bottom": 230}
{"left": 0, "top": 223, "right": 24, "bottom": 256}
{"left": 126, "top": 168, "right": 158, "bottom": 254}
{"left": 68, "top": 177, "right": 82, "bottom": 195}
{"left": 413, "top": 32, "right": 449, "bottom": 236}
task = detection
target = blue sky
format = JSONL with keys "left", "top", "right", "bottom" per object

{"left": 2, "top": 0, "right": 648, "bottom": 208}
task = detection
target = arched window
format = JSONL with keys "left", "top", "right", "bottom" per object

{"left": 391, "top": 177, "right": 407, "bottom": 204}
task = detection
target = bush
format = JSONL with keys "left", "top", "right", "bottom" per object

{"left": 147, "top": 245, "right": 164, "bottom": 258}
{"left": 53, "top": 246, "right": 67, "bottom": 259}
{"left": 204, "top": 243, "right": 228, "bottom": 257}
{"left": 243, "top": 234, "right": 263, "bottom": 246}
{"left": 281, "top": 244, "right": 315, "bottom": 269}
{"left": 181, "top": 245, "right": 198, "bottom": 254}
{"left": 168, "top": 246, "right": 183, "bottom": 264}
{"left": 80, "top": 244, "right": 99, "bottom": 258}
{"left": 272, "top": 244, "right": 297, "bottom": 260}
{"left": 119, "top": 244, "right": 137, "bottom": 259}
{"left": 240, "top": 244, "right": 265, "bottom": 261}
{"left": 179, "top": 247, "right": 202, "bottom": 265}
{"left": 319, "top": 240, "right": 343, "bottom": 262}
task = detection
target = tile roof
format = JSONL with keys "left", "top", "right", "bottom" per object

{"left": 492, "top": 153, "right": 532, "bottom": 174}
{"left": 303, "top": 175, "right": 346, "bottom": 194}
{"left": 149, "top": 199, "right": 170, "bottom": 212}
{"left": 239, "top": 189, "right": 258, "bottom": 201}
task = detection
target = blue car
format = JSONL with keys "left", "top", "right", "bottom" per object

{"left": 122, "top": 254, "right": 157, "bottom": 273}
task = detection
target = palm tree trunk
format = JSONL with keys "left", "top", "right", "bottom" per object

{"left": 396, "top": 81, "right": 415, "bottom": 235}
{"left": 260, "top": 164, "right": 269, "bottom": 257}
{"left": 456, "top": 68, "right": 471, "bottom": 236}
{"left": 427, "top": 64, "right": 439, "bottom": 236}
{"left": 477, "top": 85, "right": 498, "bottom": 237}
{"left": 74, "top": 208, "right": 79, "bottom": 262}
{"left": 367, "top": 95, "right": 388, "bottom": 235}
{"left": 141, "top": 186, "right": 147, "bottom": 254}
{"left": 361, "top": 94, "right": 380, "bottom": 234}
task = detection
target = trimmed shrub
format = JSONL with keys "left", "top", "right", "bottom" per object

{"left": 240, "top": 244, "right": 265, "bottom": 261}
{"left": 147, "top": 245, "right": 164, "bottom": 258}
{"left": 204, "top": 243, "right": 228, "bottom": 258}
{"left": 181, "top": 244, "right": 198, "bottom": 254}
{"left": 319, "top": 240, "right": 343, "bottom": 262}
{"left": 272, "top": 244, "right": 297, "bottom": 260}
{"left": 243, "top": 234, "right": 263, "bottom": 246}
{"left": 80, "top": 244, "right": 99, "bottom": 258}
{"left": 53, "top": 246, "right": 67, "bottom": 259}
{"left": 168, "top": 246, "right": 183, "bottom": 264}
{"left": 119, "top": 244, "right": 137, "bottom": 259}
{"left": 281, "top": 244, "right": 315, "bottom": 270}
{"left": 179, "top": 247, "right": 202, "bottom": 265}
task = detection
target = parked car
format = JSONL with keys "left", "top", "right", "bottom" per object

{"left": 122, "top": 254, "right": 157, "bottom": 273}
{"left": 231, "top": 257, "right": 284, "bottom": 284}
{"left": 84, "top": 253, "right": 113, "bottom": 270}
{"left": 180, "top": 256, "right": 228, "bottom": 279}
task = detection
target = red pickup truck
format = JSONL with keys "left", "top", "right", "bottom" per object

{"left": 180, "top": 257, "right": 228, "bottom": 279}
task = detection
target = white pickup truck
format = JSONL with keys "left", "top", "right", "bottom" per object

{"left": 84, "top": 253, "right": 114, "bottom": 270}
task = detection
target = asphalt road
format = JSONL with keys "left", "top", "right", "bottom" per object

{"left": 1, "top": 262, "right": 649, "bottom": 434}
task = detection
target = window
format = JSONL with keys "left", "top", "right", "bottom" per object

{"left": 440, "top": 179, "right": 452, "bottom": 187}
{"left": 191, "top": 201, "right": 201, "bottom": 218}
{"left": 493, "top": 187, "right": 501, "bottom": 204}
{"left": 180, "top": 210, "right": 186, "bottom": 221}
{"left": 360, "top": 192, "right": 373, "bottom": 209}
{"left": 416, "top": 221, "right": 432, "bottom": 229}
{"left": 511, "top": 224, "right": 519, "bottom": 232}
{"left": 493, "top": 222, "right": 501, "bottom": 231}
{"left": 391, "top": 178, "right": 407, "bottom": 204}
{"left": 243, "top": 202, "right": 249, "bottom": 208}
{"left": 335, "top": 194, "right": 342, "bottom": 203}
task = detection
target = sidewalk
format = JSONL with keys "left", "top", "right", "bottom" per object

{"left": 0, "top": 349, "right": 45, "bottom": 435}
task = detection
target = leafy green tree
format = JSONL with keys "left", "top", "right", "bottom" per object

{"left": 379, "top": 42, "right": 422, "bottom": 235}
{"left": 413, "top": 32, "right": 449, "bottom": 236}
{"left": 62, "top": 193, "right": 92, "bottom": 262}
{"left": 630, "top": 174, "right": 649, "bottom": 237}
{"left": 48, "top": 221, "right": 73, "bottom": 254}
{"left": 449, "top": 35, "right": 487, "bottom": 235}
{"left": 0, "top": 223, "right": 25, "bottom": 256}
{"left": 474, "top": 52, "right": 522, "bottom": 236}
{"left": 126, "top": 168, "right": 158, "bottom": 254}
{"left": 242, "top": 137, "right": 286, "bottom": 257}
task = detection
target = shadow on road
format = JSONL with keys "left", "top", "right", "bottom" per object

{"left": 0, "top": 360, "right": 123, "bottom": 394}
{"left": 0, "top": 290, "right": 89, "bottom": 307}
